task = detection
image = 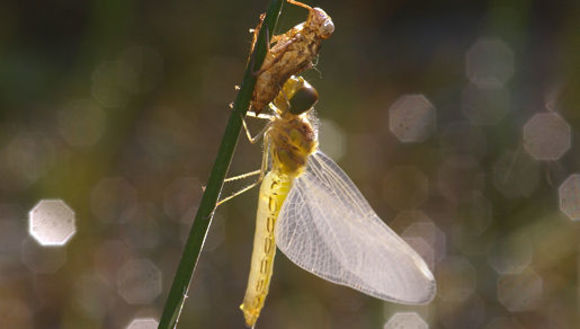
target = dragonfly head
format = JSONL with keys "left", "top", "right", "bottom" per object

{"left": 311, "top": 8, "right": 335, "bottom": 40}
{"left": 273, "top": 76, "right": 318, "bottom": 116}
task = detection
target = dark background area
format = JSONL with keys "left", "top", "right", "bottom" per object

{"left": 0, "top": 0, "right": 579, "bottom": 328}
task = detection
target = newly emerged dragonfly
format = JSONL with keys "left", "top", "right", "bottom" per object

{"left": 249, "top": 0, "right": 334, "bottom": 114}
{"left": 238, "top": 76, "right": 436, "bottom": 327}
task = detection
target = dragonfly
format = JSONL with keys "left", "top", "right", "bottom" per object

{"left": 236, "top": 76, "right": 436, "bottom": 328}
{"left": 249, "top": 0, "right": 334, "bottom": 114}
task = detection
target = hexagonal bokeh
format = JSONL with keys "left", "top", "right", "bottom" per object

{"left": 28, "top": 199, "right": 76, "bottom": 246}
{"left": 389, "top": 94, "right": 436, "bottom": 143}
{"left": 384, "top": 312, "right": 428, "bottom": 329}
{"left": 558, "top": 174, "right": 580, "bottom": 221}
{"left": 116, "top": 258, "right": 162, "bottom": 304}
{"left": 126, "top": 318, "right": 159, "bottom": 329}
{"left": 497, "top": 269, "right": 543, "bottom": 312}
{"left": 523, "top": 112, "right": 571, "bottom": 161}
{"left": 465, "top": 38, "right": 514, "bottom": 88}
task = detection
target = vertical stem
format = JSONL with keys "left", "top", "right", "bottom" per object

{"left": 157, "top": 1, "right": 284, "bottom": 328}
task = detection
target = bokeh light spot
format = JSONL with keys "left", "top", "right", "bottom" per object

{"left": 558, "top": 174, "right": 580, "bottom": 221}
{"left": 384, "top": 312, "right": 428, "bottom": 329}
{"left": 389, "top": 94, "right": 436, "bottom": 143}
{"left": 28, "top": 199, "right": 75, "bottom": 246}
{"left": 126, "top": 318, "right": 159, "bottom": 329}
{"left": 523, "top": 112, "right": 571, "bottom": 161}
{"left": 116, "top": 258, "right": 162, "bottom": 304}
{"left": 465, "top": 38, "right": 514, "bottom": 88}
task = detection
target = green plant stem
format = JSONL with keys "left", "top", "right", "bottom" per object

{"left": 157, "top": 1, "right": 283, "bottom": 328}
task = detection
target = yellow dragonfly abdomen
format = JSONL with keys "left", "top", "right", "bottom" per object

{"left": 239, "top": 171, "right": 291, "bottom": 327}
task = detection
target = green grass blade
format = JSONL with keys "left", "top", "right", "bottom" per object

{"left": 157, "top": 1, "right": 284, "bottom": 328}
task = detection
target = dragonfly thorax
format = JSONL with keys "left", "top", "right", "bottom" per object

{"left": 268, "top": 116, "right": 317, "bottom": 177}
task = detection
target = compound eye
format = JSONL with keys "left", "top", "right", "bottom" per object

{"left": 289, "top": 83, "right": 319, "bottom": 115}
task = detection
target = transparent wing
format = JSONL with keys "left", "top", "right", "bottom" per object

{"left": 275, "top": 151, "right": 436, "bottom": 304}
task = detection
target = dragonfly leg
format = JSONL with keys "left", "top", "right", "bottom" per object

{"left": 286, "top": 0, "right": 313, "bottom": 11}
{"left": 249, "top": 13, "right": 265, "bottom": 58}
{"left": 228, "top": 101, "right": 273, "bottom": 121}
{"left": 224, "top": 169, "right": 262, "bottom": 183}
{"left": 216, "top": 137, "right": 270, "bottom": 207}
{"left": 216, "top": 177, "right": 261, "bottom": 207}
{"left": 245, "top": 111, "right": 273, "bottom": 120}
{"left": 241, "top": 115, "right": 270, "bottom": 144}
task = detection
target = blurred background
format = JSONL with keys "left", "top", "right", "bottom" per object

{"left": 1, "top": 0, "right": 579, "bottom": 328}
